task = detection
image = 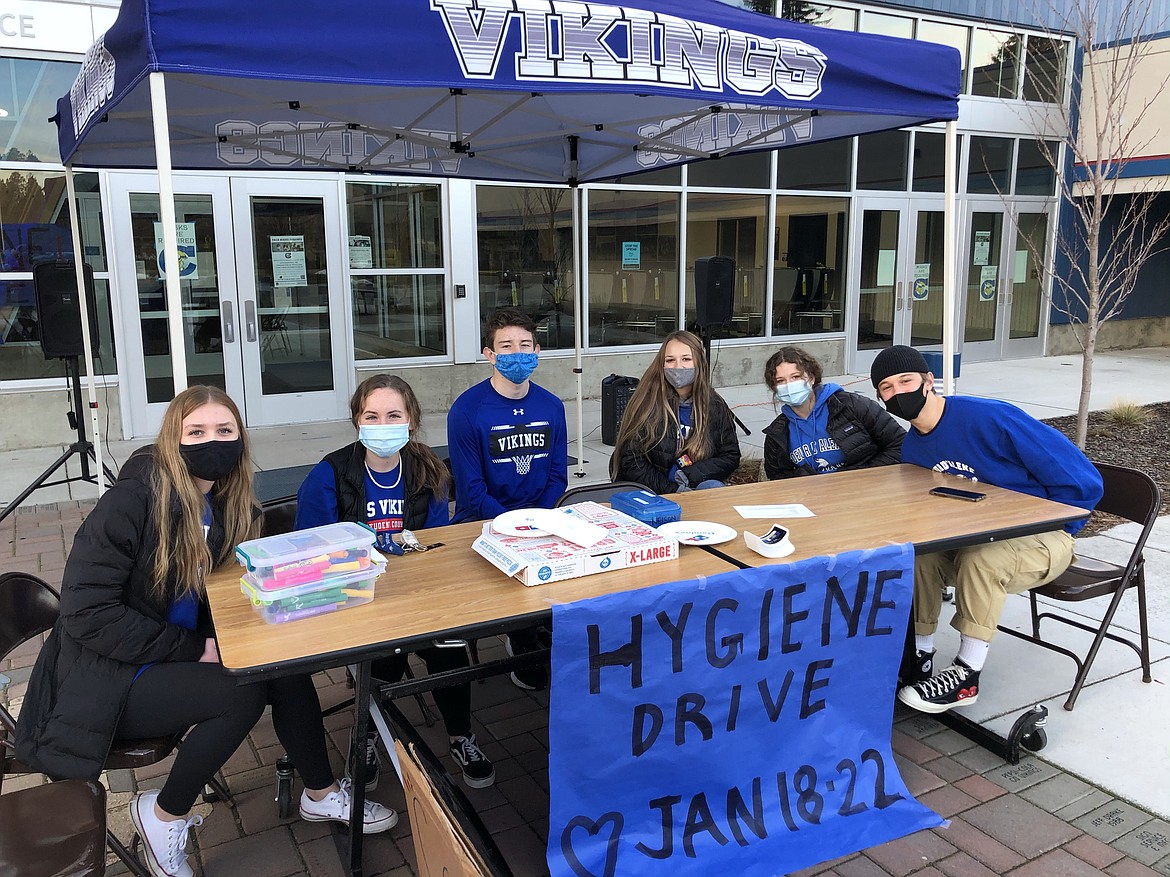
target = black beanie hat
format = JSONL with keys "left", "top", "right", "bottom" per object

{"left": 870, "top": 345, "right": 930, "bottom": 388}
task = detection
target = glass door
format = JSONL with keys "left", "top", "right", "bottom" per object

{"left": 107, "top": 173, "right": 350, "bottom": 437}
{"left": 1000, "top": 207, "right": 1050, "bottom": 358}
{"left": 960, "top": 208, "right": 1007, "bottom": 362}
{"left": 849, "top": 199, "right": 947, "bottom": 374}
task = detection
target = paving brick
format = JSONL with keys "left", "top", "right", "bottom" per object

{"left": 894, "top": 711, "right": 945, "bottom": 740}
{"left": 1114, "top": 821, "right": 1170, "bottom": 866}
{"left": 921, "top": 754, "right": 974, "bottom": 784}
{"left": 934, "top": 817, "right": 1026, "bottom": 873}
{"left": 936, "top": 851, "right": 1001, "bottom": 877}
{"left": 1019, "top": 773, "right": 1098, "bottom": 814}
{"left": 950, "top": 745, "right": 1006, "bottom": 774}
{"left": 297, "top": 835, "right": 347, "bottom": 877}
{"left": 196, "top": 802, "right": 244, "bottom": 849}
{"left": 199, "top": 826, "right": 303, "bottom": 877}
{"left": 1105, "top": 858, "right": 1163, "bottom": 877}
{"left": 952, "top": 774, "right": 1007, "bottom": 803}
{"left": 1156, "top": 856, "right": 1170, "bottom": 877}
{"left": 1063, "top": 833, "right": 1126, "bottom": 869}
{"left": 918, "top": 784, "right": 980, "bottom": 819}
{"left": 1055, "top": 788, "right": 1113, "bottom": 822}
{"left": 865, "top": 828, "right": 956, "bottom": 876}
{"left": 833, "top": 855, "right": 892, "bottom": 876}
{"left": 1009, "top": 847, "right": 1110, "bottom": 877}
{"left": 893, "top": 754, "right": 946, "bottom": 797}
{"left": 1073, "top": 800, "right": 1154, "bottom": 844}
{"left": 892, "top": 728, "right": 943, "bottom": 762}
{"left": 962, "top": 795, "right": 1079, "bottom": 857}
{"left": 984, "top": 757, "right": 1061, "bottom": 792}
{"left": 785, "top": 853, "right": 854, "bottom": 876}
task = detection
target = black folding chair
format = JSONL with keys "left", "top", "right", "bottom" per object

{"left": 998, "top": 462, "right": 1159, "bottom": 710}
{"left": 553, "top": 480, "right": 652, "bottom": 507}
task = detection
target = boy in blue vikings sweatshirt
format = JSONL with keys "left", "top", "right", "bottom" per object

{"left": 448, "top": 308, "right": 568, "bottom": 688}
{"left": 870, "top": 345, "right": 1103, "bottom": 714}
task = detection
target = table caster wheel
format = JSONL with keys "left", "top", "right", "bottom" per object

{"left": 1007, "top": 704, "right": 1049, "bottom": 762}
{"left": 275, "top": 756, "right": 295, "bottom": 818}
{"left": 1020, "top": 726, "right": 1047, "bottom": 752}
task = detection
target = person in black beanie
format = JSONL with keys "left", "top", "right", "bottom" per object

{"left": 869, "top": 345, "right": 1102, "bottom": 714}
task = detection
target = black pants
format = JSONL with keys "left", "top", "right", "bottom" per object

{"left": 370, "top": 645, "right": 471, "bottom": 738}
{"left": 117, "top": 663, "right": 334, "bottom": 817}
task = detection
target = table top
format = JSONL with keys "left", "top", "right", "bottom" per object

{"left": 671, "top": 465, "right": 1088, "bottom": 568}
{"left": 207, "top": 465, "right": 1088, "bottom": 676}
{"left": 205, "top": 520, "right": 734, "bottom": 675}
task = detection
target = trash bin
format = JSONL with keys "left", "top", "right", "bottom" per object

{"left": 601, "top": 374, "right": 639, "bottom": 446}
{"left": 921, "top": 351, "right": 961, "bottom": 379}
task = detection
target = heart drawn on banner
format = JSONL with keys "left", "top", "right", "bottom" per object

{"left": 559, "top": 811, "right": 624, "bottom": 877}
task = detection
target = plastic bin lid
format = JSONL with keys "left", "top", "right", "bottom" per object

{"left": 240, "top": 560, "right": 384, "bottom": 604}
{"left": 611, "top": 489, "right": 678, "bottom": 509}
{"left": 235, "top": 521, "right": 378, "bottom": 570}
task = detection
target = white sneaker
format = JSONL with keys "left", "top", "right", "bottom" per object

{"left": 128, "top": 790, "right": 203, "bottom": 877}
{"left": 298, "top": 778, "right": 398, "bottom": 834}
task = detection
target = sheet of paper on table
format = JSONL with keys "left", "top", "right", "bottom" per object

{"left": 734, "top": 503, "right": 816, "bottom": 518}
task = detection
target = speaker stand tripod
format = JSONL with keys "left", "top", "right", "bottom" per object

{"left": 0, "top": 355, "right": 117, "bottom": 525}
{"left": 697, "top": 324, "right": 751, "bottom": 437}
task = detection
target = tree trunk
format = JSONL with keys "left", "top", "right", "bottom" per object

{"left": 1077, "top": 323, "right": 1097, "bottom": 449}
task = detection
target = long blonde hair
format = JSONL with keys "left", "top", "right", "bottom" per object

{"left": 350, "top": 373, "right": 449, "bottom": 500}
{"left": 610, "top": 330, "right": 715, "bottom": 476}
{"left": 151, "top": 386, "right": 258, "bottom": 601}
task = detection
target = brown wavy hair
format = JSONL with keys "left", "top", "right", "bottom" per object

{"left": 350, "top": 374, "right": 449, "bottom": 500}
{"left": 610, "top": 330, "right": 715, "bottom": 476}
{"left": 151, "top": 386, "right": 258, "bottom": 602}
{"left": 763, "top": 347, "right": 824, "bottom": 406}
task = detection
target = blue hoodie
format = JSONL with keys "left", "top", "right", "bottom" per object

{"left": 784, "top": 382, "right": 847, "bottom": 473}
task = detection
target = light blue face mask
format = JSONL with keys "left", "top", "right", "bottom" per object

{"left": 775, "top": 379, "right": 812, "bottom": 407}
{"left": 359, "top": 423, "right": 410, "bottom": 458}
{"left": 494, "top": 351, "right": 539, "bottom": 384}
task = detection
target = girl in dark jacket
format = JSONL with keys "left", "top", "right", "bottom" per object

{"left": 762, "top": 346, "right": 905, "bottom": 479}
{"left": 295, "top": 374, "right": 494, "bottom": 790}
{"left": 15, "top": 386, "right": 395, "bottom": 877}
{"left": 611, "top": 330, "right": 741, "bottom": 493}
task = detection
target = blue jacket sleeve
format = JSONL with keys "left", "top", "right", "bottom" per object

{"left": 425, "top": 492, "right": 450, "bottom": 529}
{"left": 448, "top": 404, "right": 507, "bottom": 522}
{"left": 294, "top": 461, "right": 341, "bottom": 530}
{"left": 537, "top": 402, "right": 570, "bottom": 508}
{"left": 1005, "top": 418, "right": 1103, "bottom": 531}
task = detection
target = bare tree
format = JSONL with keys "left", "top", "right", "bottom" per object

{"left": 1008, "top": 0, "right": 1170, "bottom": 446}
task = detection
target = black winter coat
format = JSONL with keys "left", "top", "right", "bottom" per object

{"left": 762, "top": 388, "right": 905, "bottom": 480}
{"left": 15, "top": 450, "right": 225, "bottom": 781}
{"left": 322, "top": 441, "right": 435, "bottom": 530}
{"left": 614, "top": 393, "right": 741, "bottom": 494}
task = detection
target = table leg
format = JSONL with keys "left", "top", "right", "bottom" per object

{"left": 347, "top": 660, "right": 372, "bottom": 877}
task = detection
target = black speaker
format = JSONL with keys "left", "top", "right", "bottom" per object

{"left": 601, "top": 374, "right": 639, "bottom": 446}
{"left": 694, "top": 256, "right": 736, "bottom": 327}
{"left": 32, "top": 260, "right": 99, "bottom": 360}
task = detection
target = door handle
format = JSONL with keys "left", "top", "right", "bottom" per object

{"left": 220, "top": 301, "right": 236, "bottom": 344}
{"left": 895, "top": 281, "right": 902, "bottom": 311}
{"left": 244, "top": 300, "right": 257, "bottom": 343}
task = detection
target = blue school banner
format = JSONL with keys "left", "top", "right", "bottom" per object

{"left": 547, "top": 544, "right": 942, "bottom": 877}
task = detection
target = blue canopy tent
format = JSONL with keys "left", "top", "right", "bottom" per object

{"left": 57, "top": 0, "right": 961, "bottom": 486}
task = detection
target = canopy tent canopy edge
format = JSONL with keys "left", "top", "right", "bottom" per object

{"left": 57, "top": 0, "right": 961, "bottom": 488}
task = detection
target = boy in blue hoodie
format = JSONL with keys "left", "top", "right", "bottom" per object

{"left": 870, "top": 346, "right": 1103, "bottom": 714}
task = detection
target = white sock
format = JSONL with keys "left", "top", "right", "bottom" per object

{"left": 915, "top": 634, "right": 934, "bottom": 654}
{"left": 956, "top": 636, "right": 989, "bottom": 671}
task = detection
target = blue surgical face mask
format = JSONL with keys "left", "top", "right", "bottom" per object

{"left": 494, "top": 351, "right": 539, "bottom": 384}
{"left": 359, "top": 423, "right": 410, "bottom": 458}
{"left": 775, "top": 379, "right": 812, "bottom": 407}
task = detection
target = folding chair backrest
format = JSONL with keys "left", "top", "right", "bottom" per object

{"left": 553, "top": 480, "right": 653, "bottom": 508}
{"left": 1093, "top": 462, "right": 1160, "bottom": 531}
{"left": 260, "top": 495, "right": 299, "bottom": 537}
{"left": 0, "top": 572, "right": 59, "bottom": 665}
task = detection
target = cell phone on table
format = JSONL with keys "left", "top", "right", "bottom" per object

{"left": 930, "top": 486, "right": 986, "bottom": 502}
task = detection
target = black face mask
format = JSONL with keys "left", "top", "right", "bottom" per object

{"left": 883, "top": 383, "right": 929, "bottom": 421}
{"left": 179, "top": 438, "right": 244, "bottom": 482}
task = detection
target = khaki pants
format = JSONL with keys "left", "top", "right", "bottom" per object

{"left": 914, "top": 530, "right": 1076, "bottom": 642}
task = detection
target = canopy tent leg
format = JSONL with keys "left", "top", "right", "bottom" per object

{"left": 150, "top": 71, "right": 189, "bottom": 396}
{"left": 64, "top": 165, "right": 107, "bottom": 495}
{"left": 572, "top": 184, "right": 586, "bottom": 479}
{"left": 942, "top": 119, "right": 958, "bottom": 395}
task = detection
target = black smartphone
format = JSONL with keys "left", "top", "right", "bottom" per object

{"left": 930, "top": 486, "right": 986, "bottom": 502}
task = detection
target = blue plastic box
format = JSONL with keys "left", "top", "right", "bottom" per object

{"left": 610, "top": 490, "right": 681, "bottom": 527}
{"left": 921, "top": 351, "right": 961, "bottom": 378}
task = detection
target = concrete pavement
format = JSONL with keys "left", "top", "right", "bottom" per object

{"left": 3, "top": 346, "right": 1170, "bottom": 875}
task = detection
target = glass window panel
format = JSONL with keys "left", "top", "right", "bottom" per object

{"left": 1015, "top": 140, "right": 1058, "bottom": 195}
{"left": 352, "top": 275, "right": 446, "bottom": 359}
{"left": 782, "top": 3, "right": 856, "bottom": 29}
{"left": 964, "top": 212, "right": 1004, "bottom": 343}
{"left": 862, "top": 12, "right": 914, "bottom": 39}
{"left": 971, "top": 30, "right": 1019, "bottom": 98}
{"left": 968, "top": 136, "right": 1013, "bottom": 194}
{"left": 0, "top": 58, "right": 79, "bottom": 162}
{"left": 721, "top": 0, "right": 776, "bottom": 13}
{"left": 687, "top": 151, "right": 770, "bottom": 189}
{"left": 587, "top": 189, "right": 679, "bottom": 348}
{"left": 346, "top": 182, "right": 443, "bottom": 269}
{"left": 773, "top": 196, "right": 848, "bottom": 335}
{"left": 0, "top": 278, "right": 115, "bottom": 380}
{"left": 912, "top": 131, "right": 963, "bottom": 193}
{"left": 1010, "top": 213, "right": 1048, "bottom": 340}
{"left": 607, "top": 166, "right": 681, "bottom": 186}
{"left": 684, "top": 193, "right": 768, "bottom": 338}
{"left": 1022, "top": 36, "right": 1067, "bottom": 103}
{"left": 776, "top": 138, "right": 851, "bottom": 190}
{"left": 918, "top": 21, "right": 969, "bottom": 88}
{"left": 476, "top": 185, "right": 575, "bottom": 351}
{"left": 856, "top": 210, "right": 900, "bottom": 349}
{"left": 856, "top": 130, "right": 909, "bottom": 191}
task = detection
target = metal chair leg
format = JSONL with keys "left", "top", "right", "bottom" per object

{"left": 108, "top": 827, "right": 152, "bottom": 877}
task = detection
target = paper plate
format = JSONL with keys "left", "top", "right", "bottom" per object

{"left": 656, "top": 520, "right": 737, "bottom": 546}
{"left": 492, "top": 509, "right": 552, "bottom": 537}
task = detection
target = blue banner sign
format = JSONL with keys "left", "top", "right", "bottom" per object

{"left": 548, "top": 544, "right": 942, "bottom": 877}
